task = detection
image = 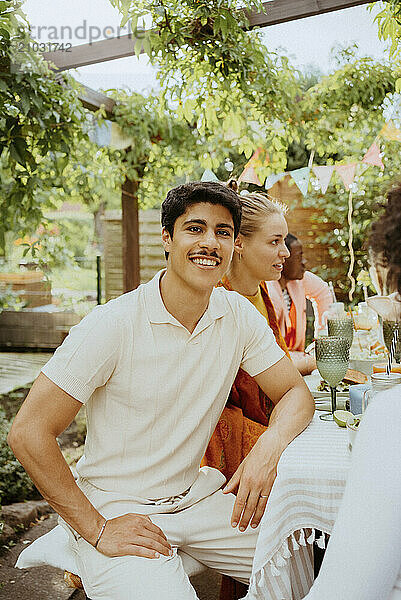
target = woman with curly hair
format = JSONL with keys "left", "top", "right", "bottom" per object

{"left": 303, "top": 182, "right": 401, "bottom": 600}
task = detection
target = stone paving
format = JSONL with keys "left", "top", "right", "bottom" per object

{"left": 0, "top": 352, "right": 52, "bottom": 395}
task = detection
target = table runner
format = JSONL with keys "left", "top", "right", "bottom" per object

{"left": 244, "top": 413, "right": 351, "bottom": 600}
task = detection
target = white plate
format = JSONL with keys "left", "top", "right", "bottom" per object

{"left": 314, "top": 397, "right": 348, "bottom": 411}
{"left": 304, "top": 371, "right": 349, "bottom": 407}
{"left": 313, "top": 390, "right": 349, "bottom": 399}
{"left": 304, "top": 371, "right": 349, "bottom": 396}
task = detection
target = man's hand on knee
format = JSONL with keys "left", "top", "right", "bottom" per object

{"left": 97, "top": 513, "right": 173, "bottom": 559}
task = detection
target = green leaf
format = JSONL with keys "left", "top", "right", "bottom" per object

{"left": 142, "top": 35, "right": 151, "bottom": 57}
{"left": 19, "top": 91, "right": 30, "bottom": 115}
{"left": 0, "top": 27, "right": 9, "bottom": 40}
{"left": 134, "top": 37, "right": 143, "bottom": 57}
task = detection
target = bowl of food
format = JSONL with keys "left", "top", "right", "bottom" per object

{"left": 346, "top": 413, "right": 362, "bottom": 449}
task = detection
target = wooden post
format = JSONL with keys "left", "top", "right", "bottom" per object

{"left": 122, "top": 177, "right": 140, "bottom": 292}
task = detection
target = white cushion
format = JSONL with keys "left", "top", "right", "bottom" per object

{"left": 16, "top": 524, "right": 206, "bottom": 578}
{"left": 16, "top": 525, "right": 80, "bottom": 574}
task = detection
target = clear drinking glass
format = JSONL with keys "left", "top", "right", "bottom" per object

{"left": 315, "top": 336, "right": 350, "bottom": 421}
{"left": 363, "top": 372, "right": 401, "bottom": 412}
{"left": 327, "top": 317, "right": 354, "bottom": 349}
{"left": 382, "top": 320, "right": 401, "bottom": 363}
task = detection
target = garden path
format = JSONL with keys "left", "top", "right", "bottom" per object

{"left": 0, "top": 352, "right": 52, "bottom": 395}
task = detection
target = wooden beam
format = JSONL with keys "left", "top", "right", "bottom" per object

{"left": 55, "top": 73, "right": 115, "bottom": 115}
{"left": 247, "top": 0, "right": 371, "bottom": 28}
{"left": 76, "top": 82, "right": 116, "bottom": 115}
{"left": 43, "top": 0, "right": 370, "bottom": 72}
{"left": 43, "top": 34, "right": 142, "bottom": 71}
{"left": 122, "top": 177, "right": 141, "bottom": 292}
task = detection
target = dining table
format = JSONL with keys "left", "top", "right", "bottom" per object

{"left": 244, "top": 409, "right": 352, "bottom": 600}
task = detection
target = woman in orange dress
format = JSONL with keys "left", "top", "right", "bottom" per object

{"left": 202, "top": 189, "right": 292, "bottom": 600}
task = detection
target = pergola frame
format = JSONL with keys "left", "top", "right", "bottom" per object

{"left": 47, "top": 0, "right": 371, "bottom": 293}
{"left": 45, "top": 0, "right": 370, "bottom": 73}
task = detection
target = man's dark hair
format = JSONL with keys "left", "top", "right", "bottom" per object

{"left": 285, "top": 233, "right": 298, "bottom": 251}
{"left": 161, "top": 182, "right": 242, "bottom": 259}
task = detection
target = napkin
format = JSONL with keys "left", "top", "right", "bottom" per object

{"left": 367, "top": 293, "right": 401, "bottom": 321}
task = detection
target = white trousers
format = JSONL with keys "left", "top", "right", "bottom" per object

{"left": 66, "top": 468, "right": 259, "bottom": 600}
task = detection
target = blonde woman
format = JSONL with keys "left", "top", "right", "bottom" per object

{"left": 203, "top": 189, "right": 292, "bottom": 600}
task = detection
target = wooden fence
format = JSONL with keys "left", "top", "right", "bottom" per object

{"left": 270, "top": 175, "right": 338, "bottom": 276}
{"left": 103, "top": 183, "right": 338, "bottom": 301}
{"left": 103, "top": 210, "right": 165, "bottom": 300}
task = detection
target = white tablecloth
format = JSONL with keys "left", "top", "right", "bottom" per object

{"left": 245, "top": 413, "right": 351, "bottom": 600}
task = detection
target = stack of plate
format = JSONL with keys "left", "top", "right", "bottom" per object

{"left": 304, "top": 370, "right": 349, "bottom": 411}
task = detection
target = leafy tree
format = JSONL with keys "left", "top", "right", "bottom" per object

{"left": 371, "top": 1, "right": 401, "bottom": 71}
{"left": 109, "top": 0, "right": 301, "bottom": 172}
{"left": 107, "top": 89, "right": 246, "bottom": 205}
{"left": 301, "top": 58, "right": 398, "bottom": 155}
{"left": 0, "top": 1, "right": 87, "bottom": 256}
{"left": 34, "top": 139, "right": 122, "bottom": 247}
{"left": 294, "top": 55, "right": 400, "bottom": 300}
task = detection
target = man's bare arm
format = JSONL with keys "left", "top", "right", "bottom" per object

{"left": 223, "top": 355, "right": 314, "bottom": 530}
{"left": 8, "top": 373, "right": 172, "bottom": 558}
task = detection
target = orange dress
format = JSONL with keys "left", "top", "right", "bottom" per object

{"left": 202, "top": 277, "right": 289, "bottom": 481}
{"left": 201, "top": 277, "right": 290, "bottom": 600}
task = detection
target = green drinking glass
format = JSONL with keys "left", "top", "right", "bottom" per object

{"left": 327, "top": 317, "right": 354, "bottom": 349}
{"left": 315, "top": 336, "right": 349, "bottom": 421}
{"left": 382, "top": 320, "right": 401, "bottom": 364}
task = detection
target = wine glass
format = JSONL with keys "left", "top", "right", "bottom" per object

{"left": 327, "top": 316, "right": 354, "bottom": 349}
{"left": 315, "top": 336, "right": 349, "bottom": 421}
{"left": 382, "top": 320, "right": 401, "bottom": 364}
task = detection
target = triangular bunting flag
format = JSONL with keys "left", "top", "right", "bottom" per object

{"left": 335, "top": 164, "right": 357, "bottom": 191}
{"left": 88, "top": 120, "right": 134, "bottom": 149}
{"left": 200, "top": 169, "right": 219, "bottom": 182}
{"left": 362, "top": 142, "right": 384, "bottom": 170}
{"left": 380, "top": 120, "right": 401, "bottom": 142}
{"left": 88, "top": 120, "right": 112, "bottom": 147}
{"left": 246, "top": 147, "right": 269, "bottom": 169}
{"left": 265, "top": 172, "right": 285, "bottom": 190}
{"left": 312, "top": 165, "right": 334, "bottom": 194}
{"left": 290, "top": 167, "right": 310, "bottom": 197}
{"left": 238, "top": 166, "right": 262, "bottom": 186}
{"left": 110, "top": 122, "right": 134, "bottom": 150}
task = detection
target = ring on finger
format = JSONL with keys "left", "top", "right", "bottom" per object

{"left": 259, "top": 494, "right": 269, "bottom": 499}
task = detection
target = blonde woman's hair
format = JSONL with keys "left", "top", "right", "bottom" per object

{"left": 238, "top": 191, "right": 287, "bottom": 237}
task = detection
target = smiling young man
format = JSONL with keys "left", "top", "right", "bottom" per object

{"left": 9, "top": 182, "right": 314, "bottom": 600}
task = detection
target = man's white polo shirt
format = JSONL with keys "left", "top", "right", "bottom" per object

{"left": 42, "top": 270, "right": 285, "bottom": 500}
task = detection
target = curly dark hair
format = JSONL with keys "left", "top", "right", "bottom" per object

{"left": 369, "top": 182, "right": 401, "bottom": 294}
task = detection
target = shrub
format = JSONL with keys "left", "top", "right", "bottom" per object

{"left": 0, "top": 408, "right": 36, "bottom": 505}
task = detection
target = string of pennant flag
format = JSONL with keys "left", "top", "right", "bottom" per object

{"left": 201, "top": 119, "right": 401, "bottom": 195}
{"left": 200, "top": 112, "right": 401, "bottom": 302}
